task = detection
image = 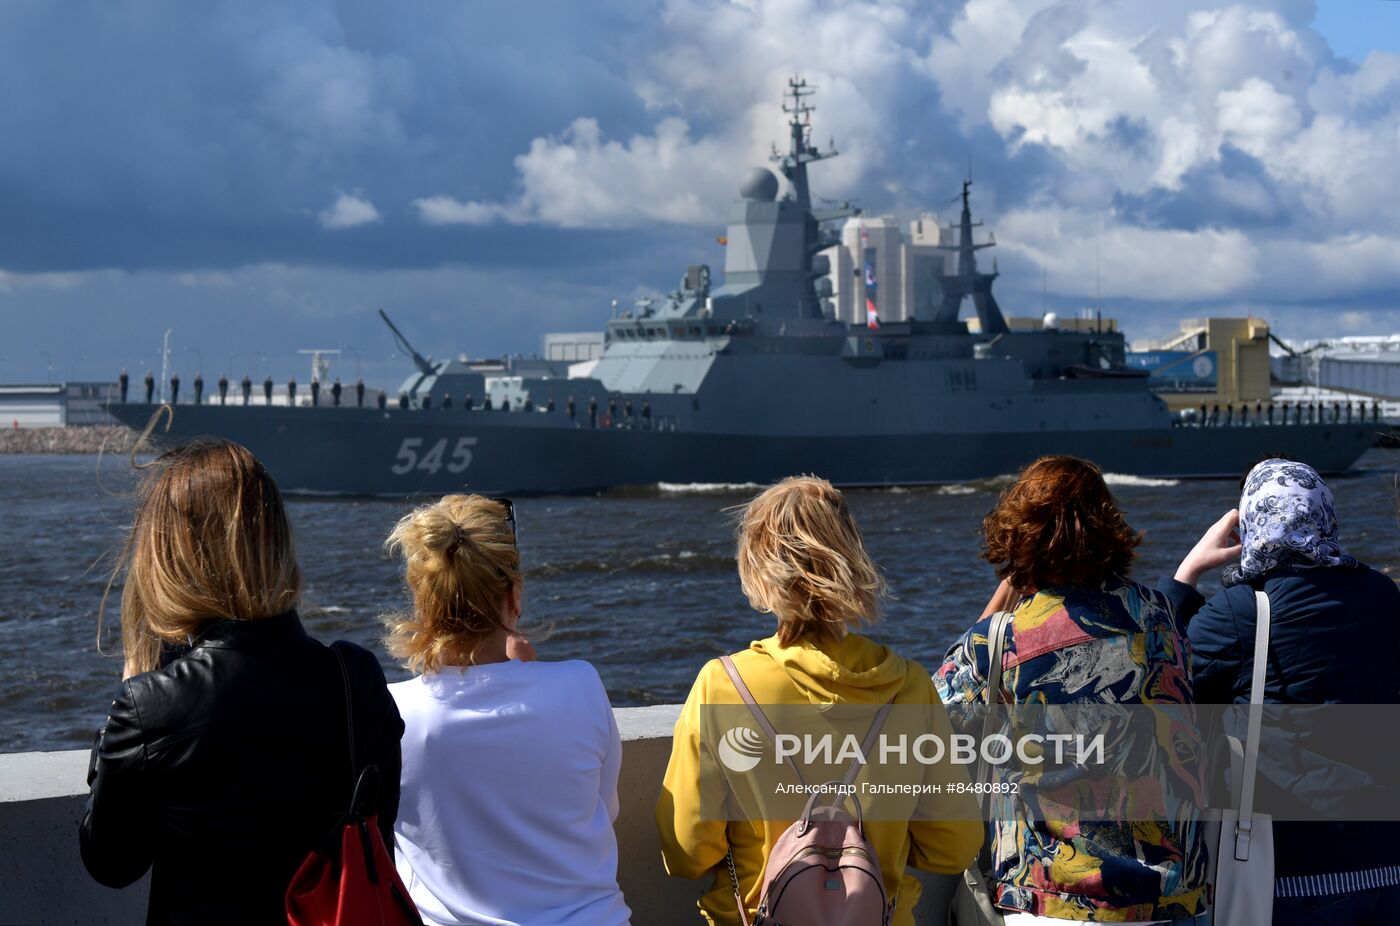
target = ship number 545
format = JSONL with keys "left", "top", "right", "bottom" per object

{"left": 391, "top": 437, "right": 477, "bottom": 475}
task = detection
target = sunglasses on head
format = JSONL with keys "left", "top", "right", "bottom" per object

{"left": 488, "top": 496, "right": 517, "bottom": 547}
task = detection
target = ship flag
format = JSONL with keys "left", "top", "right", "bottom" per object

{"left": 864, "top": 257, "right": 879, "bottom": 328}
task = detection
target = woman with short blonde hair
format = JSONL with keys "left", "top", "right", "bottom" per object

{"left": 658, "top": 475, "right": 984, "bottom": 925}
{"left": 384, "top": 494, "right": 631, "bottom": 926}
{"left": 735, "top": 475, "right": 884, "bottom": 645}
{"left": 81, "top": 440, "right": 403, "bottom": 924}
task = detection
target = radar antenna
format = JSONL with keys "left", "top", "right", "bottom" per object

{"left": 771, "top": 76, "right": 839, "bottom": 210}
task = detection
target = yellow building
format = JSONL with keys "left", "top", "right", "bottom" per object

{"left": 1130, "top": 317, "right": 1273, "bottom": 412}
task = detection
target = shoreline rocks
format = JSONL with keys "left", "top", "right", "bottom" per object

{"left": 0, "top": 426, "right": 137, "bottom": 455}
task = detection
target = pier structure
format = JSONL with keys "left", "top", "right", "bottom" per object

{"left": 1274, "top": 335, "right": 1400, "bottom": 404}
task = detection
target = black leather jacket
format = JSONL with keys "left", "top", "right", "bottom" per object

{"left": 80, "top": 611, "right": 404, "bottom": 925}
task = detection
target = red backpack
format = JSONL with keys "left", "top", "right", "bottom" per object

{"left": 720, "top": 655, "right": 897, "bottom": 926}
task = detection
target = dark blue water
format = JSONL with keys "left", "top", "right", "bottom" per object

{"left": 1, "top": 450, "right": 1395, "bottom": 752}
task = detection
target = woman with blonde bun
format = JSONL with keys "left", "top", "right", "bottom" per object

{"left": 656, "top": 476, "right": 984, "bottom": 926}
{"left": 80, "top": 440, "right": 403, "bottom": 925}
{"left": 384, "top": 494, "right": 631, "bottom": 926}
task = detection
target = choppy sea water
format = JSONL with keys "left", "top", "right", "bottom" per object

{"left": 1, "top": 450, "right": 1396, "bottom": 753}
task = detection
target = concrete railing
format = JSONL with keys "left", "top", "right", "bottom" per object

{"left": 0, "top": 705, "right": 952, "bottom": 925}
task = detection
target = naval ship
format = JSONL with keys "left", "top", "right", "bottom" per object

{"left": 108, "top": 80, "right": 1375, "bottom": 496}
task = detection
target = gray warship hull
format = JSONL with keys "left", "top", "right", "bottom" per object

{"left": 105, "top": 401, "right": 1377, "bottom": 496}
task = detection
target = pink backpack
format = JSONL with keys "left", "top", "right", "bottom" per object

{"left": 719, "top": 655, "right": 897, "bottom": 926}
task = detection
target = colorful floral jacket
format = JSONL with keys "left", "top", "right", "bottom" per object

{"left": 934, "top": 577, "right": 1210, "bottom": 922}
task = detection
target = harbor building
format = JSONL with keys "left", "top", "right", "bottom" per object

{"left": 1127, "top": 317, "right": 1273, "bottom": 413}
{"left": 0, "top": 381, "right": 117, "bottom": 428}
{"left": 1274, "top": 335, "right": 1400, "bottom": 402}
{"left": 1270, "top": 334, "right": 1400, "bottom": 430}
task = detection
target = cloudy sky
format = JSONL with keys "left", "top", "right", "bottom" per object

{"left": 2, "top": 0, "right": 1398, "bottom": 386}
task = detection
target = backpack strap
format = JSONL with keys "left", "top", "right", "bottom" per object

{"left": 720, "top": 654, "right": 807, "bottom": 787}
{"left": 839, "top": 700, "right": 895, "bottom": 792}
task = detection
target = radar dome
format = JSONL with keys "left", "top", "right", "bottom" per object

{"left": 739, "top": 168, "right": 779, "bottom": 202}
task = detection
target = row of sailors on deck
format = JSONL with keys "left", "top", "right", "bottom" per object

{"left": 118, "top": 368, "right": 657, "bottom": 423}
{"left": 1185, "top": 399, "right": 1383, "bottom": 426}
{"left": 80, "top": 444, "right": 1399, "bottom": 926}
{"left": 122, "top": 370, "right": 372, "bottom": 407}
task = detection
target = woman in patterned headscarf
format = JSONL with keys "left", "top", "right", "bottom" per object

{"left": 1165, "top": 458, "right": 1400, "bottom": 925}
{"left": 1226, "top": 458, "right": 1358, "bottom": 584}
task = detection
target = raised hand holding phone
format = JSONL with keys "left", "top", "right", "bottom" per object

{"left": 1174, "top": 508, "right": 1242, "bottom": 588}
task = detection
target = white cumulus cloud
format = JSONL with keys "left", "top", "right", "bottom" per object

{"left": 411, "top": 195, "right": 506, "bottom": 226}
{"left": 318, "top": 192, "right": 381, "bottom": 230}
{"left": 407, "top": 0, "right": 1399, "bottom": 316}
{"left": 414, "top": 117, "right": 738, "bottom": 228}
{"left": 420, "top": 0, "right": 942, "bottom": 229}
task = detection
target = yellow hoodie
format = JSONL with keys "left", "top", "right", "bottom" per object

{"left": 655, "top": 632, "right": 984, "bottom": 925}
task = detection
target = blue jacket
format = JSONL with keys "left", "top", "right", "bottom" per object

{"left": 1160, "top": 566, "right": 1400, "bottom": 880}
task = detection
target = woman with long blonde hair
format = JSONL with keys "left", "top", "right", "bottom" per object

{"left": 80, "top": 440, "right": 403, "bottom": 925}
{"left": 383, "top": 493, "right": 631, "bottom": 926}
{"left": 655, "top": 475, "right": 984, "bottom": 925}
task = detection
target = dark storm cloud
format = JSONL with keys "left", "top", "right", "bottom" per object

{"left": 0, "top": 0, "right": 657, "bottom": 272}
{"left": 1113, "top": 146, "right": 1299, "bottom": 232}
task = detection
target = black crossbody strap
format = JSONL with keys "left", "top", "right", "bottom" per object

{"left": 331, "top": 644, "right": 357, "bottom": 788}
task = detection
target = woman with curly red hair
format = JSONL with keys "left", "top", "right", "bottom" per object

{"left": 935, "top": 455, "right": 1210, "bottom": 925}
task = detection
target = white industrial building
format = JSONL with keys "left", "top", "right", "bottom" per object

{"left": 820, "top": 214, "right": 953, "bottom": 324}
{"left": 0, "top": 382, "right": 117, "bottom": 428}
{"left": 1272, "top": 335, "right": 1400, "bottom": 419}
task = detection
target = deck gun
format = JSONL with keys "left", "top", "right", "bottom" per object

{"left": 378, "top": 309, "right": 436, "bottom": 376}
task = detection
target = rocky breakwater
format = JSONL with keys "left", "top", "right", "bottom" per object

{"left": 0, "top": 426, "right": 135, "bottom": 454}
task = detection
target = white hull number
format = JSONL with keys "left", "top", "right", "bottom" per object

{"left": 391, "top": 437, "right": 478, "bottom": 475}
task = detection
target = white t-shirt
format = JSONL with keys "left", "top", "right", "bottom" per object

{"left": 390, "top": 659, "right": 631, "bottom": 926}
{"left": 1003, "top": 915, "right": 1175, "bottom": 925}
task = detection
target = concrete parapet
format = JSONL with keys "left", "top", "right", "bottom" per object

{"left": 0, "top": 705, "right": 951, "bottom": 924}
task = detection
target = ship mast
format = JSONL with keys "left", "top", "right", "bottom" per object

{"left": 759, "top": 77, "right": 857, "bottom": 320}
{"left": 771, "top": 77, "right": 836, "bottom": 210}
{"left": 933, "top": 180, "right": 1009, "bottom": 334}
